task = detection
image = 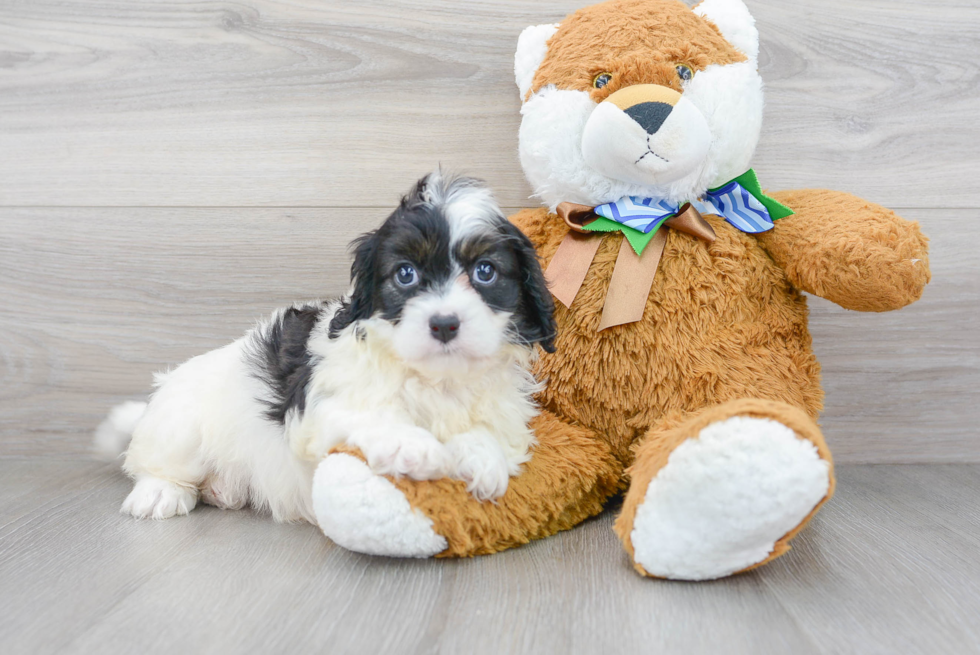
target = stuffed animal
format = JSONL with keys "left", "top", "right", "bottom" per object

{"left": 312, "top": 0, "right": 930, "bottom": 580}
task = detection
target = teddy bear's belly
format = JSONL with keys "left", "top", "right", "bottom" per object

{"left": 532, "top": 222, "right": 824, "bottom": 465}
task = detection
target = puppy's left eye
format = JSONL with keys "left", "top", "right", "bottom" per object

{"left": 394, "top": 264, "right": 419, "bottom": 288}
{"left": 472, "top": 261, "right": 497, "bottom": 285}
{"left": 676, "top": 64, "right": 694, "bottom": 82}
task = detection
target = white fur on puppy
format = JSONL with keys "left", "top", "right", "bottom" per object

{"left": 99, "top": 172, "right": 556, "bottom": 522}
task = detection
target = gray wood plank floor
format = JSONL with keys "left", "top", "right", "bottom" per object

{"left": 2, "top": 1, "right": 978, "bottom": 653}
{"left": 1, "top": 460, "right": 978, "bottom": 655}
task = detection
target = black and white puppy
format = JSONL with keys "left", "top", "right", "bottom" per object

{"left": 96, "top": 172, "right": 556, "bottom": 522}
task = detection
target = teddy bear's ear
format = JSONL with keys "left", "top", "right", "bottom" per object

{"left": 693, "top": 0, "right": 759, "bottom": 61}
{"left": 514, "top": 23, "right": 560, "bottom": 100}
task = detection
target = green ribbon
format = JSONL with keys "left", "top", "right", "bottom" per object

{"left": 582, "top": 169, "right": 794, "bottom": 255}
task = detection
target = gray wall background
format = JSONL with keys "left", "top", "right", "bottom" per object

{"left": 1, "top": 0, "right": 976, "bottom": 462}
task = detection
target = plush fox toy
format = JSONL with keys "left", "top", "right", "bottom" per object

{"left": 314, "top": 0, "right": 930, "bottom": 580}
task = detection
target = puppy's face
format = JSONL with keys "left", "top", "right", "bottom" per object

{"left": 330, "top": 173, "right": 556, "bottom": 374}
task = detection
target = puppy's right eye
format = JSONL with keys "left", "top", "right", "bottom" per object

{"left": 394, "top": 264, "right": 419, "bottom": 288}
{"left": 473, "top": 261, "right": 497, "bottom": 285}
{"left": 593, "top": 73, "right": 612, "bottom": 89}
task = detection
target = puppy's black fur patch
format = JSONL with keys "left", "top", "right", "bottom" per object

{"left": 248, "top": 303, "right": 323, "bottom": 423}
{"left": 331, "top": 178, "right": 454, "bottom": 335}
{"left": 497, "top": 221, "right": 557, "bottom": 353}
{"left": 329, "top": 231, "right": 380, "bottom": 336}
{"left": 454, "top": 223, "right": 556, "bottom": 353}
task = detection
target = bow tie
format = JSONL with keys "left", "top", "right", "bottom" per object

{"left": 545, "top": 169, "right": 793, "bottom": 331}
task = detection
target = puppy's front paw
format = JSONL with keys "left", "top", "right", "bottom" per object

{"left": 447, "top": 431, "right": 512, "bottom": 501}
{"left": 122, "top": 477, "right": 198, "bottom": 519}
{"left": 354, "top": 426, "right": 450, "bottom": 481}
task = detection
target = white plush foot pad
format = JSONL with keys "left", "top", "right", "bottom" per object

{"left": 121, "top": 477, "right": 198, "bottom": 519}
{"left": 313, "top": 454, "right": 448, "bottom": 558}
{"left": 631, "top": 416, "right": 830, "bottom": 580}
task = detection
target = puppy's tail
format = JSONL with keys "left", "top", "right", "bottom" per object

{"left": 93, "top": 401, "right": 147, "bottom": 460}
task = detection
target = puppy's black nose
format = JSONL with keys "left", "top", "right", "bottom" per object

{"left": 625, "top": 101, "right": 673, "bottom": 135}
{"left": 429, "top": 314, "right": 460, "bottom": 343}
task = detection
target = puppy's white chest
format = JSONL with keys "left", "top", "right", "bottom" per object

{"left": 397, "top": 377, "right": 480, "bottom": 443}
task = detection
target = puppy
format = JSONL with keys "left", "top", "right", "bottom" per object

{"left": 96, "top": 172, "right": 556, "bottom": 522}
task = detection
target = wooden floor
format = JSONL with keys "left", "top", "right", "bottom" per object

{"left": 1, "top": 460, "right": 978, "bottom": 655}
{"left": 2, "top": 1, "right": 978, "bottom": 653}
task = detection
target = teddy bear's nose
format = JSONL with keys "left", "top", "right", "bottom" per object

{"left": 624, "top": 102, "right": 673, "bottom": 135}
{"left": 604, "top": 84, "right": 682, "bottom": 135}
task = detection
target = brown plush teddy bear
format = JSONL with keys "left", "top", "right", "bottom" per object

{"left": 313, "top": 0, "right": 930, "bottom": 580}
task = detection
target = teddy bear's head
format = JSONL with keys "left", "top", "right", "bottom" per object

{"left": 515, "top": 0, "right": 763, "bottom": 210}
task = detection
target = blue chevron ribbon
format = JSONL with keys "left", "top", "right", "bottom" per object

{"left": 587, "top": 169, "right": 794, "bottom": 255}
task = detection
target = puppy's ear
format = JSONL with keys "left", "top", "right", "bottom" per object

{"left": 502, "top": 221, "right": 557, "bottom": 353}
{"left": 329, "top": 231, "right": 380, "bottom": 338}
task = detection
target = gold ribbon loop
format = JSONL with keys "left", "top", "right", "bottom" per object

{"left": 556, "top": 202, "right": 599, "bottom": 233}
{"left": 665, "top": 203, "right": 717, "bottom": 243}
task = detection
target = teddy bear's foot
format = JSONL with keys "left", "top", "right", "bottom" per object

{"left": 617, "top": 400, "right": 834, "bottom": 581}
{"left": 313, "top": 453, "right": 448, "bottom": 558}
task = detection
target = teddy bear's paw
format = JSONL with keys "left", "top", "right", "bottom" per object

{"left": 630, "top": 416, "right": 830, "bottom": 580}
{"left": 313, "top": 453, "right": 448, "bottom": 558}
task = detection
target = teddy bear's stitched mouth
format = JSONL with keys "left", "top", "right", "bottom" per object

{"left": 635, "top": 149, "right": 669, "bottom": 164}
{"left": 634, "top": 135, "right": 670, "bottom": 165}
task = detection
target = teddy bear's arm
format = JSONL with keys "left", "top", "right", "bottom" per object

{"left": 315, "top": 409, "right": 625, "bottom": 557}
{"left": 756, "top": 189, "right": 931, "bottom": 312}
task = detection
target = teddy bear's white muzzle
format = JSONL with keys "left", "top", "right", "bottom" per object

{"left": 581, "top": 86, "right": 711, "bottom": 187}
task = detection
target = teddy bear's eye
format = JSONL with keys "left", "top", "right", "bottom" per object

{"left": 676, "top": 64, "right": 694, "bottom": 82}
{"left": 593, "top": 73, "right": 613, "bottom": 89}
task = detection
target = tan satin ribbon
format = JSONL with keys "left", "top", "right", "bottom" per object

{"left": 545, "top": 202, "right": 717, "bottom": 331}
{"left": 546, "top": 203, "right": 603, "bottom": 308}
